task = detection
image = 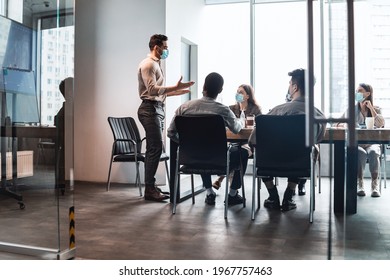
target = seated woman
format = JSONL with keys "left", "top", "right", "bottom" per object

{"left": 212, "top": 84, "right": 262, "bottom": 190}
{"left": 339, "top": 83, "right": 385, "bottom": 197}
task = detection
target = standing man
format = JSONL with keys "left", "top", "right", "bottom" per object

{"left": 138, "top": 34, "right": 194, "bottom": 202}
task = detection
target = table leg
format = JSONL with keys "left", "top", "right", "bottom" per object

{"left": 333, "top": 142, "right": 357, "bottom": 214}
{"left": 345, "top": 146, "right": 357, "bottom": 214}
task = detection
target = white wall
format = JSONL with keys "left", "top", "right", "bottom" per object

{"left": 165, "top": 0, "right": 205, "bottom": 146}
{"left": 73, "top": 0, "right": 250, "bottom": 184}
{"left": 74, "top": 0, "right": 166, "bottom": 183}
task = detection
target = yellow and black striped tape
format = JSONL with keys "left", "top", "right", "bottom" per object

{"left": 69, "top": 206, "right": 75, "bottom": 249}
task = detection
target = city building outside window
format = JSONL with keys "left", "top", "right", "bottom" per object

{"left": 40, "top": 24, "right": 74, "bottom": 126}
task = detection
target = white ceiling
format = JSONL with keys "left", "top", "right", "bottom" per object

{"left": 23, "top": 0, "right": 73, "bottom": 14}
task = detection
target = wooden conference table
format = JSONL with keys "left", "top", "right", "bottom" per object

{"left": 170, "top": 125, "right": 390, "bottom": 215}
{"left": 322, "top": 127, "right": 390, "bottom": 214}
{"left": 227, "top": 127, "right": 390, "bottom": 214}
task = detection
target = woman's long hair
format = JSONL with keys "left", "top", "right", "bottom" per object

{"left": 239, "top": 84, "right": 262, "bottom": 114}
{"left": 359, "top": 83, "right": 374, "bottom": 117}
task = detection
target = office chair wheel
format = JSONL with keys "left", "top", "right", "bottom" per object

{"left": 18, "top": 201, "right": 25, "bottom": 210}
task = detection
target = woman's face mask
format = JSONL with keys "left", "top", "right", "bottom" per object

{"left": 235, "top": 93, "right": 244, "bottom": 103}
{"left": 355, "top": 91, "right": 365, "bottom": 103}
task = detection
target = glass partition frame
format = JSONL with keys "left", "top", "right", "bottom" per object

{"left": 0, "top": 0, "right": 74, "bottom": 260}
{"left": 250, "top": 0, "right": 390, "bottom": 260}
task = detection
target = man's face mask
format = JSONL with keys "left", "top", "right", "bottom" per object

{"left": 285, "top": 89, "right": 292, "bottom": 102}
{"left": 161, "top": 49, "right": 169, "bottom": 60}
{"left": 287, "top": 81, "right": 297, "bottom": 101}
{"left": 157, "top": 45, "right": 169, "bottom": 60}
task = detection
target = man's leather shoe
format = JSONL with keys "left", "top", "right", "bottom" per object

{"left": 205, "top": 193, "right": 216, "bottom": 205}
{"left": 281, "top": 199, "right": 297, "bottom": 211}
{"left": 264, "top": 196, "right": 280, "bottom": 210}
{"left": 144, "top": 187, "right": 169, "bottom": 202}
{"left": 226, "top": 193, "right": 245, "bottom": 206}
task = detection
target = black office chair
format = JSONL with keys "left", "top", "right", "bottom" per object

{"left": 172, "top": 114, "right": 245, "bottom": 219}
{"left": 36, "top": 138, "right": 55, "bottom": 166}
{"left": 251, "top": 114, "right": 317, "bottom": 223}
{"left": 107, "top": 117, "right": 170, "bottom": 195}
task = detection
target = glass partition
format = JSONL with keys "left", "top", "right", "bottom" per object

{"left": 0, "top": 0, "right": 74, "bottom": 260}
{"left": 252, "top": 0, "right": 390, "bottom": 259}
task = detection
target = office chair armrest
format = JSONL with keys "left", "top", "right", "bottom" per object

{"left": 137, "top": 137, "right": 147, "bottom": 153}
{"left": 114, "top": 139, "right": 137, "bottom": 146}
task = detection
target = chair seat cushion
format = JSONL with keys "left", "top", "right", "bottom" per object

{"left": 160, "top": 153, "right": 170, "bottom": 161}
{"left": 180, "top": 165, "right": 226, "bottom": 175}
{"left": 135, "top": 153, "right": 169, "bottom": 162}
{"left": 113, "top": 154, "right": 143, "bottom": 162}
{"left": 114, "top": 152, "right": 169, "bottom": 163}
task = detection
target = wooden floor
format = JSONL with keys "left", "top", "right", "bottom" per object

{"left": 1, "top": 175, "right": 390, "bottom": 260}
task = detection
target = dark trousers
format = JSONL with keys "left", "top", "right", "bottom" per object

{"left": 138, "top": 100, "right": 165, "bottom": 187}
{"left": 201, "top": 145, "right": 249, "bottom": 190}
{"left": 262, "top": 177, "right": 300, "bottom": 184}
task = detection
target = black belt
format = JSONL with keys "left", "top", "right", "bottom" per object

{"left": 142, "top": 99, "right": 164, "bottom": 106}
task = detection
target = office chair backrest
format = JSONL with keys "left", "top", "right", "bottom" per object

{"left": 175, "top": 114, "right": 228, "bottom": 170}
{"left": 255, "top": 114, "right": 311, "bottom": 177}
{"left": 107, "top": 117, "right": 142, "bottom": 155}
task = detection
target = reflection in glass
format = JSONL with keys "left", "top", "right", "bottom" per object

{"left": 0, "top": 0, "right": 74, "bottom": 259}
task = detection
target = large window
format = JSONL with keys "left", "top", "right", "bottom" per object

{"left": 207, "top": 0, "right": 390, "bottom": 126}
{"left": 251, "top": 0, "right": 390, "bottom": 125}
{"left": 354, "top": 1, "right": 390, "bottom": 124}
{"left": 39, "top": 14, "right": 74, "bottom": 126}
{"left": 253, "top": 1, "right": 313, "bottom": 112}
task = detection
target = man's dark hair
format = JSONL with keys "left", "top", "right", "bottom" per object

{"left": 288, "top": 68, "right": 305, "bottom": 96}
{"left": 149, "top": 34, "right": 168, "bottom": 50}
{"left": 203, "top": 72, "right": 224, "bottom": 99}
